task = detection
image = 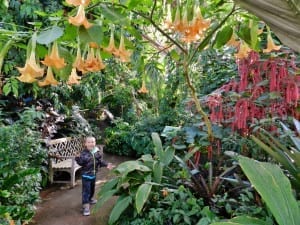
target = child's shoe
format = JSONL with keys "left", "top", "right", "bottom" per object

{"left": 89, "top": 199, "right": 97, "bottom": 204}
{"left": 82, "top": 204, "right": 90, "bottom": 216}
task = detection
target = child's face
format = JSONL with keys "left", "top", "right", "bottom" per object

{"left": 85, "top": 137, "right": 96, "bottom": 150}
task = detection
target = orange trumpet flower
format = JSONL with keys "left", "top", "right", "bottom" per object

{"left": 104, "top": 29, "right": 118, "bottom": 55}
{"left": 83, "top": 48, "right": 105, "bottom": 72}
{"left": 164, "top": 4, "right": 173, "bottom": 29}
{"left": 173, "top": 6, "right": 184, "bottom": 33}
{"left": 68, "top": 4, "right": 92, "bottom": 29}
{"left": 73, "top": 47, "right": 87, "bottom": 74}
{"left": 263, "top": 33, "right": 281, "bottom": 53}
{"left": 66, "top": 0, "right": 90, "bottom": 7}
{"left": 17, "top": 73, "right": 38, "bottom": 83}
{"left": 67, "top": 68, "right": 81, "bottom": 85}
{"left": 42, "top": 42, "right": 66, "bottom": 69}
{"left": 138, "top": 80, "right": 148, "bottom": 94}
{"left": 192, "top": 5, "right": 210, "bottom": 36}
{"left": 17, "top": 44, "right": 44, "bottom": 83}
{"left": 226, "top": 33, "right": 240, "bottom": 48}
{"left": 38, "top": 67, "right": 59, "bottom": 87}
{"left": 117, "top": 34, "right": 132, "bottom": 63}
{"left": 235, "top": 42, "right": 251, "bottom": 59}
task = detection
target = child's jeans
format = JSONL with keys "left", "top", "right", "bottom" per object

{"left": 82, "top": 175, "right": 96, "bottom": 204}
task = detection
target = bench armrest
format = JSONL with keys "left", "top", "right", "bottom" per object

{"left": 59, "top": 156, "right": 76, "bottom": 159}
{"left": 48, "top": 154, "right": 76, "bottom": 160}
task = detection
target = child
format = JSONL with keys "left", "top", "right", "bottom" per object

{"left": 75, "top": 136, "right": 114, "bottom": 216}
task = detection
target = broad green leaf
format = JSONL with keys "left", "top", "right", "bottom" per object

{"left": 214, "top": 26, "right": 233, "bottom": 48}
{"left": 78, "top": 25, "right": 103, "bottom": 45}
{"left": 60, "top": 25, "right": 77, "bottom": 42}
{"left": 140, "top": 154, "right": 154, "bottom": 162}
{"left": 109, "top": 196, "right": 132, "bottom": 225}
{"left": 211, "top": 216, "right": 269, "bottom": 225}
{"left": 161, "top": 146, "right": 175, "bottom": 166}
{"left": 37, "top": 26, "right": 64, "bottom": 45}
{"left": 236, "top": 24, "right": 251, "bottom": 46}
{"left": 0, "top": 190, "right": 10, "bottom": 198}
{"left": 115, "top": 160, "right": 151, "bottom": 175}
{"left": 127, "top": 0, "right": 141, "bottom": 9}
{"left": 231, "top": 216, "right": 271, "bottom": 225}
{"left": 2, "top": 83, "right": 11, "bottom": 96}
{"left": 97, "top": 177, "right": 119, "bottom": 196}
{"left": 100, "top": 5, "right": 129, "bottom": 25}
{"left": 151, "top": 132, "right": 163, "bottom": 159}
{"left": 250, "top": 20, "right": 259, "bottom": 49}
{"left": 161, "top": 126, "right": 180, "bottom": 137}
{"left": 93, "top": 189, "right": 117, "bottom": 212}
{"left": 135, "top": 183, "right": 152, "bottom": 213}
{"left": 293, "top": 118, "right": 300, "bottom": 135}
{"left": 239, "top": 156, "right": 300, "bottom": 225}
{"left": 153, "top": 161, "right": 162, "bottom": 183}
{"left": 251, "top": 135, "right": 298, "bottom": 179}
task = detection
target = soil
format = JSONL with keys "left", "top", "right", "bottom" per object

{"left": 28, "top": 153, "right": 131, "bottom": 225}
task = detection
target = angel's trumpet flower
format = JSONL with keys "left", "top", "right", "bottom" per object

{"left": 67, "top": 68, "right": 81, "bottom": 85}
{"left": 17, "top": 33, "right": 44, "bottom": 83}
{"left": 104, "top": 29, "right": 118, "bottom": 55}
{"left": 68, "top": 4, "right": 92, "bottom": 29}
{"left": 117, "top": 34, "right": 132, "bottom": 63}
{"left": 38, "top": 67, "right": 59, "bottom": 87}
{"left": 41, "top": 42, "right": 66, "bottom": 69}
{"left": 66, "top": 0, "right": 90, "bottom": 7}
{"left": 263, "top": 32, "right": 281, "bottom": 53}
{"left": 138, "top": 80, "right": 148, "bottom": 94}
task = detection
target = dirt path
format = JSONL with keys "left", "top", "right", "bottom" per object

{"left": 29, "top": 153, "right": 130, "bottom": 225}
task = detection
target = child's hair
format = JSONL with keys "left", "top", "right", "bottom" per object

{"left": 85, "top": 136, "right": 95, "bottom": 140}
{"left": 84, "top": 136, "right": 96, "bottom": 143}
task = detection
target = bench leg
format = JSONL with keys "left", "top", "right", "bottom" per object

{"left": 49, "top": 167, "right": 54, "bottom": 184}
{"left": 71, "top": 170, "right": 75, "bottom": 188}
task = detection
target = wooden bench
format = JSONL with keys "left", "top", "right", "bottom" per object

{"left": 46, "top": 137, "right": 84, "bottom": 187}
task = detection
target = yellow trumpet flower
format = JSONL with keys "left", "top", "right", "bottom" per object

{"left": 226, "top": 33, "right": 240, "bottom": 48}
{"left": 117, "top": 34, "right": 132, "bottom": 63}
{"left": 67, "top": 68, "right": 81, "bottom": 85}
{"left": 73, "top": 47, "right": 87, "bottom": 74}
{"left": 42, "top": 42, "right": 66, "bottom": 69}
{"left": 164, "top": 4, "right": 172, "bottom": 29}
{"left": 104, "top": 29, "right": 118, "bottom": 55}
{"left": 138, "top": 80, "right": 148, "bottom": 94}
{"left": 68, "top": 4, "right": 93, "bottom": 29}
{"left": 38, "top": 67, "right": 59, "bottom": 87}
{"left": 96, "top": 49, "right": 106, "bottom": 70}
{"left": 66, "top": 0, "right": 90, "bottom": 7}
{"left": 235, "top": 41, "right": 251, "bottom": 59}
{"left": 83, "top": 48, "right": 105, "bottom": 72}
{"left": 173, "top": 5, "right": 184, "bottom": 33}
{"left": 17, "top": 46, "right": 44, "bottom": 83}
{"left": 263, "top": 33, "right": 281, "bottom": 53}
{"left": 17, "top": 73, "right": 38, "bottom": 83}
{"left": 192, "top": 5, "right": 210, "bottom": 36}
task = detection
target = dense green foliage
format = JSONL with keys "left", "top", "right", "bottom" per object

{"left": 0, "top": 108, "right": 47, "bottom": 223}
{"left": 0, "top": 0, "right": 300, "bottom": 224}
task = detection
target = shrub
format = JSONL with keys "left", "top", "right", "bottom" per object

{"left": 0, "top": 108, "right": 47, "bottom": 223}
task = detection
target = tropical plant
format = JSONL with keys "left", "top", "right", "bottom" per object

{"left": 0, "top": 108, "right": 47, "bottom": 223}
{"left": 211, "top": 156, "right": 300, "bottom": 225}
{"left": 126, "top": 185, "right": 216, "bottom": 225}
{"left": 251, "top": 118, "right": 300, "bottom": 191}
{"left": 95, "top": 132, "right": 175, "bottom": 225}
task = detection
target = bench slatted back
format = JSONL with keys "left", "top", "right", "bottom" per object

{"left": 47, "top": 137, "right": 84, "bottom": 163}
